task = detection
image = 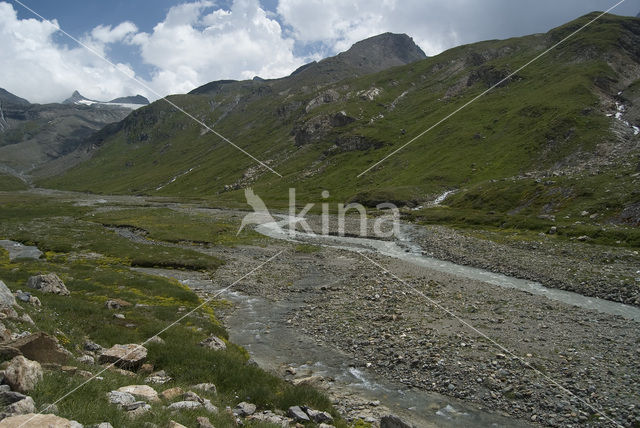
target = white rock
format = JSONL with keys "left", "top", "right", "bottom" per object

{"left": 0, "top": 280, "right": 16, "bottom": 307}
{"left": 168, "top": 400, "right": 202, "bottom": 410}
{"left": 3, "top": 356, "right": 43, "bottom": 393}
{"left": 98, "top": 344, "right": 147, "bottom": 370}
{"left": 107, "top": 390, "right": 136, "bottom": 406}
{"left": 0, "top": 413, "right": 83, "bottom": 427}
{"left": 199, "top": 335, "right": 226, "bottom": 351}
{"left": 26, "top": 273, "right": 70, "bottom": 295}
{"left": 117, "top": 384, "right": 159, "bottom": 402}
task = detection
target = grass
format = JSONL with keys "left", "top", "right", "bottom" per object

{"left": 0, "top": 175, "right": 28, "bottom": 191}
{"left": 0, "top": 195, "right": 346, "bottom": 427}
{"left": 0, "top": 194, "right": 224, "bottom": 272}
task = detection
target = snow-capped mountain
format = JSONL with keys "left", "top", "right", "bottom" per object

{"left": 62, "top": 90, "right": 149, "bottom": 109}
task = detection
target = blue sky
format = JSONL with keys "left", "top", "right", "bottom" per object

{"left": 2, "top": 0, "right": 639, "bottom": 103}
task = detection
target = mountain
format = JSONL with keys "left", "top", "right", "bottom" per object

{"left": 108, "top": 95, "right": 149, "bottom": 105}
{"left": 42, "top": 13, "right": 640, "bottom": 231}
{"left": 62, "top": 90, "right": 97, "bottom": 105}
{"left": 190, "top": 32, "right": 426, "bottom": 96}
{"left": 63, "top": 91, "right": 149, "bottom": 107}
{"left": 0, "top": 88, "right": 136, "bottom": 181}
{"left": 0, "top": 88, "right": 30, "bottom": 107}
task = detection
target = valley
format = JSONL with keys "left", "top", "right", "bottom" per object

{"left": 1, "top": 189, "right": 638, "bottom": 427}
{"left": 0, "top": 7, "right": 639, "bottom": 428}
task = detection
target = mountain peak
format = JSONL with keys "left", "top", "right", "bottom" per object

{"left": 343, "top": 32, "right": 427, "bottom": 64}
{"left": 62, "top": 90, "right": 92, "bottom": 105}
{"left": 0, "top": 88, "right": 30, "bottom": 106}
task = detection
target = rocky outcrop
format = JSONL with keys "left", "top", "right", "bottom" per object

{"left": 305, "top": 89, "right": 341, "bottom": 112}
{"left": 293, "top": 112, "right": 356, "bottom": 146}
{"left": 27, "top": 273, "right": 70, "bottom": 295}
{"left": 98, "top": 344, "right": 147, "bottom": 370}
{"left": 3, "top": 356, "right": 43, "bottom": 393}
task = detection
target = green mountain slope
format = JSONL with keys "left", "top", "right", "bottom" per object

{"left": 42, "top": 13, "right": 640, "bottom": 231}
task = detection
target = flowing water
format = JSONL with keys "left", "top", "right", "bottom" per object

{"left": 256, "top": 218, "right": 640, "bottom": 322}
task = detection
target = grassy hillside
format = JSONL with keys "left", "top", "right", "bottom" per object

{"left": 42, "top": 13, "right": 640, "bottom": 231}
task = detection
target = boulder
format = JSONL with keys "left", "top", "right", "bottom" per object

{"left": 3, "top": 356, "right": 43, "bottom": 392}
{"left": 146, "top": 336, "right": 164, "bottom": 345}
{"left": 145, "top": 370, "right": 171, "bottom": 384}
{"left": 287, "top": 406, "right": 310, "bottom": 422}
{"left": 8, "top": 332, "right": 72, "bottom": 364}
{"left": 26, "top": 273, "right": 70, "bottom": 295}
{"left": 16, "top": 291, "right": 31, "bottom": 303}
{"left": 0, "top": 389, "right": 27, "bottom": 404}
{"left": 78, "top": 354, "right": 95, "bottom": 365}
{"left": 306, "top": 408, "right": 334, "bottom": 424}
{"left": 105, "top": 299, "right": 131, "bottom": 310}
{"left": 0, "top": 321, "right": 12, "bottom": 342}
{"left": 83, "top": 340, "right": 102, "bottom": 353}
{"left": 124, "top": 402, "right": 151, "bottom": 417}
{"left": 107, "top": 390, "right": 136, "bottom": 406}
{"left": 199, "top": 335, "right": 226, "bottom": 351}
{"left": 160, "top": 387, "right": 183, "bottom": 401}
{"left": 0, "top": 280, "right": 16, "bottom": 307}
{"left": 380, "top": 415, "right": 413, "bottom": 428}
{"left": 247, "top": 411, "right": 290, "bottom": 427}
{"left": 168, "top": 400, "right": 202, "bottom": 410}
{"left": 98, "top": 344, "right": 147, "bottom": 370}
{"left": 168, "top": 422, "right": 188, "bottom": 428}
{"left": 233, "top": 401, "right": 257, "bottom": 417}
{"left": 4, "top": 396, "right": 36, "bottom": 415}
{"left": 196, "top": 416, "right": 215, "bottom": 428}
{"left": 191, "top": 383, "right": 216, "bottom": 394}
{"left": 116, "top": 384, "right": 159, "bottom": 402}
{"left": 0, "top": 414, "right": 82, "bottom": 428}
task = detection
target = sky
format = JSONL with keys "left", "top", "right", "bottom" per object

{"left": 1, "top": 0, "right": 638, "bottom": 104}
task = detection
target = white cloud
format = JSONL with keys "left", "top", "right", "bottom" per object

{"left": 0, "top": 0, "right": 309, "bottom": 103}
{"left": 91, "top": 22, "right": 138, "bottom": 44}
{"left": 133, "top": 0, "right": 305, "bottom": 96}
{"left": 277, "top": 0, "right": 462, "bottom": 56}
{"left": 0, "top": 2, "right": 142, "bottom": 103}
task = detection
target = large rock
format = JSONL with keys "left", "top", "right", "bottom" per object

{"left": 168, "top": 400, "right": 202, "bottom": 411}
{"left": 0, "top": 321, "right": 12, "bottom": 342}
{"left": 233, "top": 401, "right": 256, "bottom": 417}
{"left": 380, "top": 415, "right": 413, "bottom": 428}
{"left": 26, "top": 273, "right": 70, "bottom": 295}
{"left": 8, "top": 332, "right": 72, "bottom": 364}
{"left": 248, "top": 411, "right": 290, "bottom": 427}
{"left": 0, "top": 280, "right": 16, "bottom": 307}
{"left": 306, "top": 408, "right": 334, "bottom": 424}
{"left": 116, "top": 384, "right": 159, "bottom": 402}
{"left": 98, "top": 344, "right": 147, "bottom": 370}
{"left": 0, "top": 413, "right": 83, "bottom": 427}
{"left": 168, "top": 422, "right": 188, "bottom": 428}
{"left": 3, "top": 356, "right": 43, "bottom": 392}
{"left": 288, "top": 406, "right": 310, "bottom": 422}
{"left": 199, "top": 335, "right": 226, "bottom": 351}
{"left": 107, "top": 390, "right": 136, "bottom": 406}
{"left": 4, "top": 396, "right": 36, "bottom": 415}
{"left": 160, "top": 387, "right": 183, "bottom": 401}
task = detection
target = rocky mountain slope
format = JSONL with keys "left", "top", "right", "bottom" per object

{"left": 0, "top": 89, "right": 143, "bottom": 182}
{"left": 43, "top": 14, "right": 640, "bottom": 237}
